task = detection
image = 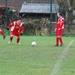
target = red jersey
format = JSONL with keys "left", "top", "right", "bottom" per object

{"left": 7, "top": 21, "right": 24, "bottom": 33}
{"left": 55, "top": 16, "right": 65, "bottom": 36}
{"left": 55, "top": 16, "right": 65, "bottom": 31}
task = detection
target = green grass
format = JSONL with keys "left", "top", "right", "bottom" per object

{"left": 0, "top": 36, "right": 75, "bottom": 75}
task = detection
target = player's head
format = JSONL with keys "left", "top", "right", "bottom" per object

{"left": 17, "top": 17, "right": 22, "bottom": 24}
{"left": 17, "top": 20, "right": 21, "bottom": 24}
{"left": 57, "top": 13, "right": 62, "bottom": 18}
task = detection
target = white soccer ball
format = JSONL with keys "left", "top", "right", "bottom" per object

{"left": 31, "top": 41, "right": 36, "bottom": 46}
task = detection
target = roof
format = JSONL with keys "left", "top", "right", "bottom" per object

{"left": 20, "top": 3, "right": 59, "bottom": 14}
{"left": 0, "top": 0, "right": 56, "bottom": 12}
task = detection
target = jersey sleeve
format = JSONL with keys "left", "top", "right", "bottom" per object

{"left": 61, "top": 18, "right": 65, "bottom": 29}
{"left": 20, "top": 25, "right": 24, "bottom": 33}
{"left": 7, "top": 22, "right": 14, "bottom": 28}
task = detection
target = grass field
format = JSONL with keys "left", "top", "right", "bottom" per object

{"left": 0, "top": 36, "right": 75, "bottom": 75}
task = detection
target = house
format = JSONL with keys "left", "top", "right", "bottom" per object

{"left": 19, "top": 2, "right": 59, "bottom": 22}
{"left": 0, "top": 0, "right": 59, "bottom": 22}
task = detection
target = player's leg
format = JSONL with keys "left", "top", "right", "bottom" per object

{"left": 55, "top": 30, "right": 63, "bottom": 46}
{"left": 59, "top": 30, "right": 63, "bottom": 46}
{"left": 8, "top": 31, "right": 14, "bottom": 44}
{"left": 55, "top": 36, "right": 59, "bottom": 46}
{"left": 59, "top": 37, "right": 63, "bottom": 46}
{"left": 16, "top": 36, "right": 20, "bottom": 44}
{"left": 16, "top": 32, "right": 20, "bottom": 45}
{"left": 55, "top": 31, "right": 59, "bottom": 46}
{"left": 0, "top": 29, "right": 6, "bottom": 39}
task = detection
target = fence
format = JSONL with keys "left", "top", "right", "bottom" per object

{"left": 22, "top": 18, "right": 75, "bottom": 35}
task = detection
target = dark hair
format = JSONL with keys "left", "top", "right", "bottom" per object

{"left": 17, "top": 17, "right": 21, "bottom": 20}
{"left": 58, "top": 12, "right": 62, "bottom": 16}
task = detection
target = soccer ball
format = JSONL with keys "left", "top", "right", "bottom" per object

{"left": 31, "top": 41, "right": 36, "bottom": 46}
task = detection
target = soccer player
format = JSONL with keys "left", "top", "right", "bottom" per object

{"left": 55, "top": 13, "right": 65, "bottom": 46}
{"left": 7, "top": 19, "right": 24, "bottom": 45}
{"left": 0, "top": 29, "right": 6, "bottom": 39}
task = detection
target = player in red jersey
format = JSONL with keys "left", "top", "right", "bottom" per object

{"left": 7, "top": 19, "right": 24, "bottom": 45}
{"left": 55, "top": 13, "right": 65, "bottom": 46}
{"left": 0, "top": 29, "right": 6, "bottom": 39}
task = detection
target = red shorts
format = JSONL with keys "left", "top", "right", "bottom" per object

{"left": 56, "top": 29, "right": 63, "bottom": 36}
{"left": 10, "top": 31, "right": 20, "bottom": 37}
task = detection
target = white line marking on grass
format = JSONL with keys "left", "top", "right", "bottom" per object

{"left": 50, "top": 40, "right": 74, "bottom": 75}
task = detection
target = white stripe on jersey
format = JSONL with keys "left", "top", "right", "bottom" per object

{"left": 11, "top": 22, "right": 16, "bottom": 31}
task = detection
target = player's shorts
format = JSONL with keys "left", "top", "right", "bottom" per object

{"left": 56, "top": 29, "right": 63, "bottom": 37}
{"left": 10, "top": 31, "right": 20, "bottom": 36}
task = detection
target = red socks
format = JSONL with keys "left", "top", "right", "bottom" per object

{"left": 17, "top": 37, "right": 20, "bottom": 43}
{"left": 56, "top": 37, "right": 59, "bottom": 45}
{"left": 10, "top": 36, "right": 13, "bottom": 42}
{"left": 59, "top": 37, "right": 63, "bottom": 44}
{"left": 10, "top": 36, "right": 20, "bottom": 43}
{"left": 56, "top": 37, "right": 63, "bottom": 45}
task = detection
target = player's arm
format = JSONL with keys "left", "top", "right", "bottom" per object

{"left": 61, "top": 18, "right": 65, "bottom": 29}
{"left": 20, "top": 25, "right": 24, "bottom": 35}
{"left": 7, "top": 22, "right": 14, "bottom": 30}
